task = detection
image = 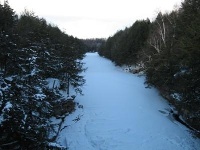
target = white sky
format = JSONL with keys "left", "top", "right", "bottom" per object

{"left": 2, "top": 0, "right": 183, "bottom": 39}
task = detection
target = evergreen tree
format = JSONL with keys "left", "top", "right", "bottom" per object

{"left": 0, "top": 3, "right": 86, "bottom": 149}
{"left": 173, "top": 0, "right": 200, "bottom": 129}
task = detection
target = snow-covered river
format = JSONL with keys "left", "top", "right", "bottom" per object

{"left": 56, "top": 53, "right": 200, "bottom": 150}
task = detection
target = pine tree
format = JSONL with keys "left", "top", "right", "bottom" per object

{"left": 0, "top": 3, "right": 86, "bottom": 149}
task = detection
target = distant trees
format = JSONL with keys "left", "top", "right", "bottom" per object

{"left": 82, "top": 38, "right": 105, "bottom": 52}
{"left": 0, "top": 1, "right": 86, "bottom": 149}
{"left": 99, "top": 0, "right": 200, "bottom": 132}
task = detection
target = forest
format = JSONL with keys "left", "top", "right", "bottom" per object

{"left": 0, "top": 1, "right": 86, "bottom": 149}
{"left": 82, "top": 38, "right": 105, "bottom": 52}
{"left": 99, "top": 0, "right": 200, "bottom": 134}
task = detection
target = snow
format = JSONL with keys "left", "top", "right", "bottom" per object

{"left": 170, "top": 93, "right": 182, "bottom": 101}
{"left": 174, "top": 68, "right": 190, "bottom": 77}
{"left": 55, "top": 52, "right": 200, "bottom": 150}
{"left": 48, "top": 142, "right": 66, "bottom": 149}
{"left": 5, "top": 76, "right": 14, "bottom": 81}
{"left": 3, "top": 102, "right": 12, "bottom": 112}
{"left": 0, "top": 90, "right": 3, "bottom": 96}
{"left": 0, "top": 101, "right": 13, "bottom": 124}
{"left": 31, "top": 68, "right": 37, "bottom": 76}
{"left": 0, "top": 115, "right": 3, "bottom": 124}
{"left": 46, "top": 78, "right": 60, "bottom": 89}
{"left": 34, "top": 93, "right": 46, "bottom": 100}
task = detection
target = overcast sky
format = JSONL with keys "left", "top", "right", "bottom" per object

{"left": 2, "top": 0, "right": 183, "bottom": 39}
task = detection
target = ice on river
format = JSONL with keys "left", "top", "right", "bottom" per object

{"left": 56, "top": 52, "right": 200, "bottom": 150}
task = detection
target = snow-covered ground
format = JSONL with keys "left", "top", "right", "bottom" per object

{"left": 56, "top": 53, "right": 200, "bottom": 150}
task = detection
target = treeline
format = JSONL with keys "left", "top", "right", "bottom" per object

{"left": 82, "top": 38, "right": 105, "bottom": 52}
{"left": 0, "top": 1, "right": 86, "bottom": 149}
{"left": 99, "top": 0, "right": 200, "bottom": 132}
